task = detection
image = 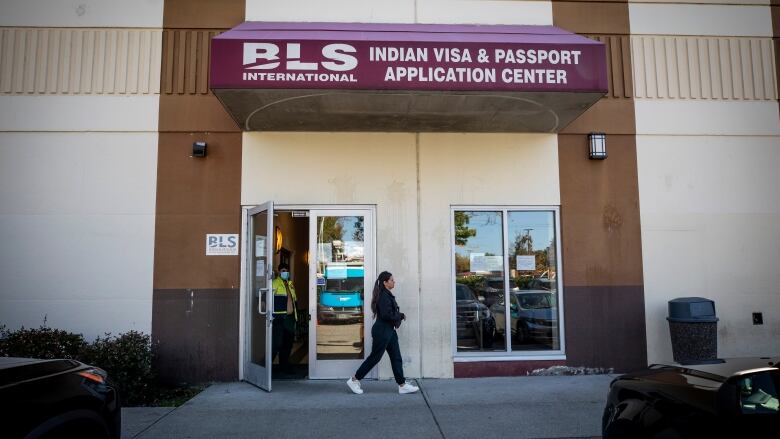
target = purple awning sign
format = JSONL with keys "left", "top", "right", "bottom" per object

{"left": 210, "top": 22, "right": 608, "bottom": 94}
{"left": 209, "top": 22, "right": 609, "bottom": 132}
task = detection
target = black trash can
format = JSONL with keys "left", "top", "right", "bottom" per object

{"left": 667, "top": 297, "right": 721, "bottom": 365}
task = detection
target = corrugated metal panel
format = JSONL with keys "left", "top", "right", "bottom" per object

{"left": 0, "top": 27, "right": 161, "bottom": 95}
{"left": 160, "top": 29, "right": 219, "bottom": 95}
{"left": 631, "top": 35, "right": 777, "bottom": 100}
{"left": 586, "top": 35, "right": 633, "bottom": 99}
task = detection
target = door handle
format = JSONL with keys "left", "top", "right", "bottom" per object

{"left": 258, "top": 287, "right": 269, "bottom": 315}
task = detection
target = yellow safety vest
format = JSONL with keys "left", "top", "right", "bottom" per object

{"left": 272, "top": 277, "right": 298, "bottom": 321}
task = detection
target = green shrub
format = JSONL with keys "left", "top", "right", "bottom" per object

{"left": 0, "top": 325, "right": 86, "bottom": 359}
{"left": 81, "top": 331, "right": 155, "bottom": 406}
{"left": 456, "top": 274, "right": 484, "bottom": 291}
{"left": 0, "top": 326, "right": 157, "bottom": 406}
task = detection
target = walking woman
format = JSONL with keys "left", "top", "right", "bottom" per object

{"left": 347, "top": 271, "right": 419, "bottom": 395}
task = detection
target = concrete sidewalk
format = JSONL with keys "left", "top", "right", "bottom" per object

{"left": 122, "top": 375, "right": 614, "bottom": 439}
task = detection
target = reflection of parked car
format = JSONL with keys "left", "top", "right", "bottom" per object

{"left": 603, "top": 358, "right": 780, "bottom": 438}
{"left": 317, "top": 264, "right": 364, "bottom": 324}
{"left": 0, "top": 357, "right": 121, "bottom": 439}
{"left": 526, "top": 277, "right": 553, "bottom": 291}
{"left": 490, "top": 291, "right": 557, "bottom": 344}
{"left": 474, "top": 276, "right": 504, "bottom": 306}
{"left": 317, "top": 291, "right": 363, "bottom": 324}
{"left": 455, "top": 283, "right": 496, "bottom": 349}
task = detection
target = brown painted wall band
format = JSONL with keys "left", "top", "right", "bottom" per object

{"left": 153, "top": 0, "right": 246, "bottom": 383}
{"left": 553, "top": 0, "right": 648, "bottom": 371}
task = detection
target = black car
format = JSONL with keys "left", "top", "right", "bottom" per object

{"left": 455, "top": 283, "right": 496, "bottom": 349}
{"left": 0, "top": 357, "right": 121, "bottom": 439}
{"left": 603, "top": 357, "right": 779, "bottom": 438}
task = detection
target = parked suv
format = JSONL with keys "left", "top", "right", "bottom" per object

{"left": 603, "top": 358, "right": 780, "bottom": 438}
{"left": 0, "top": 357, "right": 121, "bottom": 439}
{"left": 490, "top": 290, "right": 557, "bottom": 345}
{"left": 455, "top": 283, "right": 496, "bottom": 349}
{"left": 472, "top": 276, "right": 509, "bottom": 307}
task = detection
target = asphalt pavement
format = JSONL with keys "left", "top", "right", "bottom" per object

{"left": 122, "top": 375, "right": 615, "bottom": 439}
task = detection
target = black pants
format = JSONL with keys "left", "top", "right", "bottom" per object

{"left": 272, "top": 314, "right": 295, "bottom": 369}
{"left": 354, "top": 322, "right": 405, "bottom": 385}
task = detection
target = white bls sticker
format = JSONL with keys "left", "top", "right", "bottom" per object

{"left": 243, "top": 43, "right": 357, "bottom": 71}
{"left": 206, "top": 234, "right": 239, "bottom": 256}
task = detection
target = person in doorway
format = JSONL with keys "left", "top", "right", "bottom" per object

{"left": 271, "top": 263, "right": 297, "bottom": 374}
{"left": 346, "top": 271, "right": 419, "bottom": 395}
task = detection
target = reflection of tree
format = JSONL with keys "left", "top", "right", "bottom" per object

{"left": 454, "top": 212, "right": 477, "bottom": 246}
{"left": 455, "top": 253, "right": 470, "bottom": 274}
{"left": 353, "top": 217, "right": 364, "bottom": 242}
{"left": 513, "top": 231, "right": 534, "bottom": 255}
{"left": 318, "top": 217, "right": 344, "bottom": 243}
{"left": 513, "top": 231, "right": 556, "bottom": 287}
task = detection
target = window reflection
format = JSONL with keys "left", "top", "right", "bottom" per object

{"left": 316, "top": 216, "right": 365, "bottom": 360}
{"left": 453, "top": 211, "right": 504, "bottom": 352}
{"left": 507, "top": 211, "right": 560, "bottom": 351}
{"left": 453, "top": 209, "right": 562, "bottom": 355}
{"left": 738, "top": 371, "right": 780, "bottom": 414}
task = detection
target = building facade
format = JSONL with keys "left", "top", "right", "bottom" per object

{"left": 1, "top": 0, "right": 778, "bottom": 384}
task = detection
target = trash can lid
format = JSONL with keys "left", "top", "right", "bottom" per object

{"left": 667, "top": 297, "right": 718, "bottom": 323}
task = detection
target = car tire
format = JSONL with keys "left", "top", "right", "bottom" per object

{"left": 515, "top": 322, "right": 529, "bottom": 344}
{"left": 482, "top": 323, "right": 495, "bottom": 348}
{"left": 24, "top": 409, "right": 112, "bottom": 439}
{"left": 603, "top": 419, "right": 649, "bottom": 439}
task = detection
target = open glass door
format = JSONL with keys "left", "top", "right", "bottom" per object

{"left": 244, "top": 202, "right": 274, "bottom": 390}
{"left": 309, "top": 208, "right": 375, "bottom": 379}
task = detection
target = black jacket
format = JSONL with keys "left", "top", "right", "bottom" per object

{"left": 377, "top": 289, "right": 403, "bottom": 328}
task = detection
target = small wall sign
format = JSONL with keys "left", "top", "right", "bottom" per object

{"left": 206, "top": 234, "right": 239, "bottom": 256}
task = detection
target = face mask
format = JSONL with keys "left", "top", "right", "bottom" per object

{"left": 280, "top": 271, "right": 290, "bottom": 281}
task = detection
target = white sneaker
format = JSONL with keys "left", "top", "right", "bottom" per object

{"left": 398, "top": 382, "right": 419, "bottom": 394}
{"left": 346, "top": 378, "right": 363, "bottom": 394}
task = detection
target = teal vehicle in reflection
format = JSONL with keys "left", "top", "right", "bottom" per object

{"left": 490, "top": 290, "right": 557, "bottom": 345}
{"left": 317, "top": 264, "right": 364, "bottom": 324}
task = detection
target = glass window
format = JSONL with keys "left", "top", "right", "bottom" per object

{"left": 453, "top": 208, "right": 562, "bottom": 355}
{"left": 738, "top": 371, "right": 780, "bottom": 414}
{"left": 508, "top": 211, "right": 560, "bottom": 351}
{"left": 453, "top": 211, "right": 504, "bottom": 352}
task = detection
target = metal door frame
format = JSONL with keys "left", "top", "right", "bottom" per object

{"left": 308, "top": 207, "right": 376, "bottom": 379}
{"left": 240, "top": 201, "right": 274, "bottom": 390}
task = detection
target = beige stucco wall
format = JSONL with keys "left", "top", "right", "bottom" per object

{"left": 631, "top": 3, "right": 780, "bottom": 363}
{"left": 242, "top": 132, "right": 559, "bottom": 378}
{"left": 0, "top": 132, "right": 158, "bottom": 338}
{"left": 0, "top": 4, "right": 160, "bottom": 338}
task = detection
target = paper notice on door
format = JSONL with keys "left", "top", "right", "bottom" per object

{"left": 470, "top": 253, "right": 486, "bottom": 272}
{"left": 485, "top": 256, "right": 503, "bottom": 271}
{"left": 516, "top": 255, "right": 536, "bottom": 271}
{"left": 470, "top": 253, "right": 503, "bottom": 272}
{"left": 256, "top": 259, "right": 265, "bottom": 277}
{"left": 255, "top": 236, "right": 266, "bottom": 256}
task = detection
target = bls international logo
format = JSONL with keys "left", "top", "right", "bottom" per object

{"left": 242, "top": 42, "right": 358, "bottom": 72}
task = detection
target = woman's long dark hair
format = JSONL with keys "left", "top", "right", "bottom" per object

{"left": 371, "top": 271, "right": 393, "bottom": 319}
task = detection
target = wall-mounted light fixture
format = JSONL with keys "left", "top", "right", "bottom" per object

{"left": 192, "top": 141, "right": 207, "bottom": 158}
{"left": 275, "top": 226, "right": 283, "bottom": 253}
{"left": 588, "top": 132, "right": 607, "bottom": 160}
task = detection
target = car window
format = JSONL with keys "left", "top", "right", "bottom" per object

{"left": 456, "top": 285, "right": 473, "bottom": 301}
{"left": 738, "top": 371, "right": 780, "bottom": 414}
{"left": 519, "top": 293, "right": 551, "bottom": 309}
{"left": 487, "top": 280, "right": 504, "bottom": 289}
